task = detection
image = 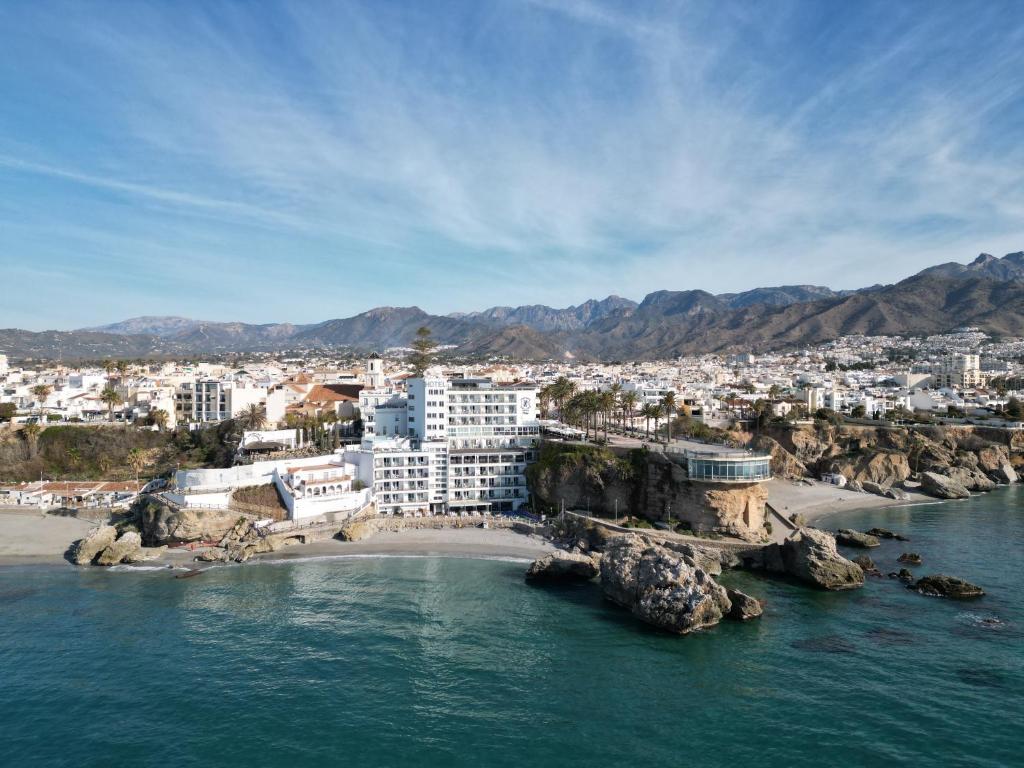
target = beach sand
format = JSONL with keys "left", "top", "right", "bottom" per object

{"left": 765, "top": 478, "right": 933, "bottom": 525}
{"left": 0, "top": 510, "right": 95, "bottom": 565}
{"left": 254, "top": 526, "right": 556, "bottom": 563}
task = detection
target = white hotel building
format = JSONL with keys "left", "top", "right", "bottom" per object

{"left": 358, "top": 375, "right": 540, "bottom": 516}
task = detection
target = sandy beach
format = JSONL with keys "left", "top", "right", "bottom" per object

{"left": 764, "top": 478, "right": 934, "bottom": 524}
{"left": 253, "top": 526, "right": 556, "bottom": 563}
{"left": 0, "top": 510, "right": 95, "bottom": 565}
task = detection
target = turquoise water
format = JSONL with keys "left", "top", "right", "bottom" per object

{"left": 2, "top": 490, "right": 1023, "bottom": 768}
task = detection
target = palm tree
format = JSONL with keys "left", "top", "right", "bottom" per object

{"left": 640, "top": 403, "right": 656, "bottom": 439}
{"left": 151, "top": 409, "right": 169, "bottom": 432}
{"left": 621, "top": 391, "right": 639, "bottom": 432}
{"left": 608, "top": 383, "right": 622, "bottom": 428}
{"left": 660, "top": 391, "right": 677, "bottom": 443}
{"left": 126, "top": 448, "right": 146, "bottom": 487}
{"left": 650, "top": 404, "right": 664, "bottom": 441}
{"left": 100, "top": 387, "right": 122, "bottom": 422}
{"left": 599, "top": 390, "right": 616, "bottom": 441}
{"left": 21, "top": 422, "right": 41, "bottom": 458}
{"left": 236, "top": 403, "right": 268, "bottom": 432}
{"left": 31, "top": 384, "right": 52, "bottom": 419}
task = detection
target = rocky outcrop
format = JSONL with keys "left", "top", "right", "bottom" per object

{"left": 336, "top": 517, "right": 381, "bottom": 542}
{"left": 991, "top": 462, "right": 1018, "bottom": 484}
{"left": 194, "top": 548, "right": 229, "bottom": 563}
{"left": 889, "top": 568, "right": 915, "bottom": 583}
{"left": 760, "top": 527, "right": 864, "bottom": 590}
{"left": 599, "top": 535, "right": 732, "bottom": 634}
{"left": 137, "top": 496, "right": 241, "bottom": 545}
{"left": 662, "top": 541, "right": 724, "bottom": 576}
{"left": 920, "top": 472, "right": 971, "bottom": 499}
{"left": 866, "top": 527, "right": 908, "bottom": 541}
{"left": 913, "top": 575, "right": 984, "bottom": 599}
{"left": 525, "top": 550, "right": 599, "bottom": 583}
{"left": 94, "top": 531, "right": 146, "bottom": 566}
{"left": 218, "top": 519, "right": 275, "bottom": 562}
{"left": 835, "top": 529, "right": 880, "bottom": 548}
{"left": 852, "top": 554, "right": 880, "bottom": 576}
{"left": 897, "top": 552, "right": 922, "bottom": 565}
{"left": 73, "top": 525, "right": 118, "bottom": 565}
{"left": 725, "top": 588, "right": 763, "bottom": 621}
{"left": 752, "top": 435, "right": 807, "bottom": 479}
{"left": 944, "top": 466, "right": 996, "bottom": 492}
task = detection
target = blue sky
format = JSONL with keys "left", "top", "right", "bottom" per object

{"left": 2, "top": 0, "right": 1024, "bottom": 330}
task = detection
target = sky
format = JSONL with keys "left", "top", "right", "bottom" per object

{"left": 2, "top": 0, "right": 1024, "bottom": 330}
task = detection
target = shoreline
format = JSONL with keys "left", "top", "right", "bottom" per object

{"left": 0, "top": 479, "right": 988, "bottom": 568}
{"left": 763, "top": 478, "right": 935, "bottom": 525}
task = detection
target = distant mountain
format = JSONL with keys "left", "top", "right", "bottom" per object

{"left": 3, "top": 249, "right": 1022, "bottom": 361}
{"left": 915, "top": 251, "right": 1024, "bottom": 282}
{"left": 83, "top": 316, "right": 207, "bottom": 337}
{"left": 718, "top": 285, "right": 849, "bottom": 309}
{"left": 294, "top": 307, "right": 482, "bottom": 349}
{"left": 454, "top": 295, "right": 637, "bottom": 332}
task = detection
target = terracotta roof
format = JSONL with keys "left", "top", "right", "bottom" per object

{"left": 305, "top": 384, "right": 360, "bottom": 403}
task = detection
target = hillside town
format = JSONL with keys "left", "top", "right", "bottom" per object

{"left": 2, "top": 328, "right": 1024, "bottom": 521}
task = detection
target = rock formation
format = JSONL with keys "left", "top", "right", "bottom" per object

{"left": 73, "top": 525, "right": 118, "bottom": 565}
{"left": 724, "top": 588, "right": 763, "bottom": 620}
{"left": 525, "top": 550, "right": 599, "bottom": 582}
{"left": 758, "top": 527, "right": 864, "bottom": 590}
{"left": 866, "top": 527, "right": 908, "bottom": 541}
{"left": 94, "top": 531, "right": 146, "bottom": 566}
{"left": 835, "top": 529, "right": 881, "bottom": 548}
{"left": 137, "top": 496, "right": 241, "bottom": 545}
{"left": 920, "top": 472, "right": 971, "bottom": 499}
{"left": 336, "top": 517, "right": 382, "bottom": 542}
{"left": 897, "top": 552, "right": 922, "bottom": 565}
{"left": 851, "top": 554, "right": 880, "bottom": 576}
{"left": 913, "top": 575, "right": 984, "bottom": 599}
{"left": 599, "top": 535, "right": 732, "bottom": 634}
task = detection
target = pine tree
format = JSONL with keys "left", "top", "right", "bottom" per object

{"left": 409, "top": 326, "right": 437, "bottom": 376}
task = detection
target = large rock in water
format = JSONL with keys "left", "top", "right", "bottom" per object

{"left": 525, "top": 550, "right": 599, "bottom": 582}
{"left": 725, "top": 588, "right": 763, "bottom": 621}
{"left": 599, "top": 535, "right": 731, "bottom": 634}
{"left": 920, "top": 472, "right": 971, "bottom": 500}
{"left": 73, "top": 525, "right": 118, "bottom": 565}
{"left": 913, "top": 575, "right": 984, "bottom": 599}
{"left": 991, "top": 462, "right": 1018, "bottom": 484}
{"left": 835, "top": 529, "right": 881, "bottom": 548}
{"left": 95, "top": 531, "right": 146, "bottom": 566}
{"left": 778, "top": 528, "right": 864, "bottom": 590}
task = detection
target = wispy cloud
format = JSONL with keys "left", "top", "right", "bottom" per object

{"left": 1, "top": 0, "right": 1023, "bottom": 328}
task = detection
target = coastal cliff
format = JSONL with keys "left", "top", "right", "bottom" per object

{"left": 751, "top": 422, "right": 1019, "bottom": 497}
{"left": 526, "top": 443, "right": 768, "bottom": 541}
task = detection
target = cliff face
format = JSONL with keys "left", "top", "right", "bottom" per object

{"left": 755, "top": 422, "right": 1018, "bottom": 495}
{"left": 527, "top": 443, "right": 768, "bottom": 542}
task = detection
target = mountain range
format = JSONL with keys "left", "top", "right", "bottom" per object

{"left": 3, "top": 251, "right": 1023, "bottom": 361}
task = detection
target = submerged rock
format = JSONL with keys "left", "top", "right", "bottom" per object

{"left": 866, "top": 527, "right": 909, "bottom": 542}
{"left": 525, "top": 550, "right": 599, "bottom": 583}
{"left": 852, "top": 554, "right": 881, "bottom": 576}
{"left": 835, "top": 529, "right": 881, "bottom": 548}
{"left": 914, "top": 575, "right": 985, "bottom": 599}
{"left": 920, "top": 472, "right": 971, "bottom": 500}
{"left": 599, "top": 535, "right": 731, "bottom": 634}
{"left": 73, "top": 525, "right": 118, "bottom": 565}
{"left": 888, "top": 568, "right": 916, "bottom": 583}
{"left": 725, "top": 588, "right": 763, "bottom": 621}
{"left": 897, "top": 552, "right": 923, "bottom": 565}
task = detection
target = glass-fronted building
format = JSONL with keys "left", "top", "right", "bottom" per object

{"left": 686, "top": 450, "right": 771, "bottom": 483}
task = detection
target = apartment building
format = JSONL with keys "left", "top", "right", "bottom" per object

{"left": 175, "top": 379, "right": 266, "bottom": 423}
{"left": 357, "top": 373, "right": 540, "bottom": 515}
{"left": 932, "top": 354, "right": 985, "bottom": 390}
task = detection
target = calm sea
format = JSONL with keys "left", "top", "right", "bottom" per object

{"left": 2, "top": 488, "right": 1023, "bottom": 767}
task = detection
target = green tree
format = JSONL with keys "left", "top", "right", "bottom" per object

{"left": 100, "top": 387, "right": 123, "bottom": 422}
{"left": 31, "top": 384, "right": 52, "bottom": 418}
{"left": 21, "top": 422, "right": 41, "bottom": 458}
{"left": 409, "top": 326, "right": 438, "bottom": 376}
{"left": 126, "top": 448, "right": 146, "bottom": 486}
{"left": 151, "top": 409, "right": 170, "bottom": 432}
{"left": 620, "top": 391, "right": 639, "bottom": 432}
{"left": 236, "top": 403, "right": 268, "bottom": 432}
{"left": 1006, "top": 397, "right": 1024, "bottom": 420}
{"left": 0, "top": 402, "right": 16, "bottom": 421}
{"left": 660, "top": 391, "right": 678, "bottom": 442}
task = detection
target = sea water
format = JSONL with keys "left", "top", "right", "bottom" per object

{"left": 2, "top": 488, "right": 1023, "bottom": 767}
